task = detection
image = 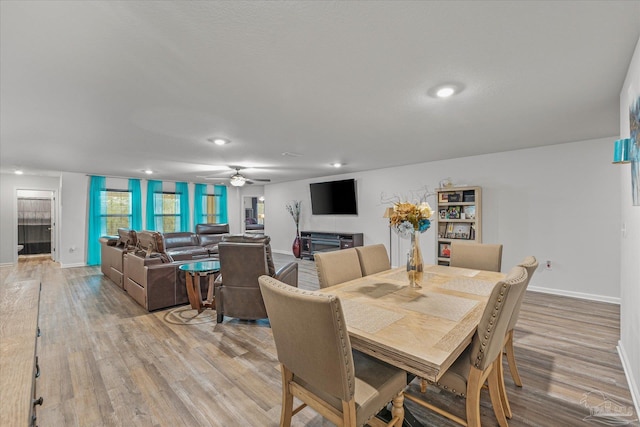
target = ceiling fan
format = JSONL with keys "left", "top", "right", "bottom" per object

{"left": 201, "top": 167, "right": 271, "bottom": 187}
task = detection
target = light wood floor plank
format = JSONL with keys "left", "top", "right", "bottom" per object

{"left": 1, "top": 254, "right": 637, "bottom": 426}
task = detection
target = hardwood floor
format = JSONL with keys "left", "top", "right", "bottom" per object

{"left": 2, "top": 254, "right": 638, "bottom": 426}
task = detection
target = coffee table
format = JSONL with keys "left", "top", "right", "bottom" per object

{"left": 178, "top": 260, "right": 220, "bottom": 313}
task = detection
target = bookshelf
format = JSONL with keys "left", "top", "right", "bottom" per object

{"left": 435, "top": 186, "right": 482, "bottom": 266}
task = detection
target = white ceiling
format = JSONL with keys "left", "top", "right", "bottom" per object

{"left": 1, "top": 1, "right": 639, "bottom": 184}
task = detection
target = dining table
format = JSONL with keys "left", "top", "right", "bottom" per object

{"left": 317, "top": 264, "right": 506, "bottom": 383}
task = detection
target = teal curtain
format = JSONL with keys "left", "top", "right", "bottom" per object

{"left": 128, "top": 179, "right": 142, "bottom": 230}
{"left": 176, "top": 182, "right": 190, "bottom": 232}
{"left": 87, "top": 176, "right": 106, "bottom": 266}
{"left": 193, "top": 183, "right": 206, "bottom": 229}
{"left": 146, "top": 180, "right": 162, "bottom": 231}
{"left": 215, "top": 185, "right": 228, "bottom": 223}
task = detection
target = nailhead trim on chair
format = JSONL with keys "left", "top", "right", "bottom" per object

{"left": 473, "top": 267, "right": 527, "bottom": 369}
{"left": 264, "top": 277, "right": 355, "bottom": 398}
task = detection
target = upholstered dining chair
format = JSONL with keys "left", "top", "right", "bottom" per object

{"left": 355, "top": 244, "right": 391, "bottom": 276}
{"left": 449, "top": 241, "right": 503, "bottom": 272}
{"left": 259, "top": 275, "right": 407, "bottom": 427}
{"left": 405, "top": 266, "right": 528, "bottom": 427}
{"left": 504, "top": 256, "right": 538, "bottom": 387}
{"left": 314, "top": 248, "right": 363, "bottom": 288}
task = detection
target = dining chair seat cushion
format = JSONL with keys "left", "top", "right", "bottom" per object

{"left": 428, "top": 346, "right": 471, "bottom": 397}
{"left": 295, "top": 350, "right": 408, "bottom": 426}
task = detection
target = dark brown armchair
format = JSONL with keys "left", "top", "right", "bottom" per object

{"left": 215, "top": 234, "right": 298, "bottom": 323}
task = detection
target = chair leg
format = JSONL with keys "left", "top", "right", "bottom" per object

{"left": 488, "top": 360, "right": 509, "bottom": 427}
{"left": 466, "top": 367, "right": 484, "bottom": 427}
{"left": 497, "top": 352, "right": 512, "bottom": 418}
{"left": 505, "top": 329, "right": 523, "bottom": 387}
{"left": 420, "top": 378, "right": 428, "bottom": 393}
{"left": 280, "top": 365, "right": 294, "bottom": 427}
{"left": 391, "top": 392, "right": 405, "bottom": 427}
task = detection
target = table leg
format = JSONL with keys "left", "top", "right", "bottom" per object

{"left": 185, "top": 272, "right": 203, "bottom": 312}
{"left": 203, "top": 272, "right": 215, "bottom": 309}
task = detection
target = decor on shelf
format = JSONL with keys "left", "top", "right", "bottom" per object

{"left": 388, "top": 201, "right": 434, "bottom": 288}
{"left": 286, "top": 200, "right": 302, "bottom": 258}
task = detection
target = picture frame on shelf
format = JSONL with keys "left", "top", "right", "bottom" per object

{"left": 439, "top": 208, "right": 447, "bottom": 219}
{"left": 447, "top": 206, "right": 460, "bottom": 219}
{"left": 447, "top": 193, "right": 461, "bottom": 202}
{"left": 438, "top": 223, "right": 447, "bottom": 238}
{"left": 438, "top": 192, "right": 451, "bottom": 203}
{"left": 439, "top": 242, "right": 451, "bottom": 258}
{"left": 452, "top": 223, "right": 471, "bottom": 239}
{"left": 462, "top": 205, "right": 476, "bottom": 220}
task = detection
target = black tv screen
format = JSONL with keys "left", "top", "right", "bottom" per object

{"left": 310, "top": 179, "right": 358, "bottom": 215}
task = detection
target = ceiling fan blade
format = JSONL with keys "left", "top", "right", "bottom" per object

{"left": 251, "top": 178, "right": 271, "bottom": 182}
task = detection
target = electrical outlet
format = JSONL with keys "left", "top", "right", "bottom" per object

{"left": 545, "top": 260, "right": 552, "bottom": 270}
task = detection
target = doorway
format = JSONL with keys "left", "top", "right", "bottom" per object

{"left": 243, "top": 196, "right": 265, "bottom": 233}
{"left": 17, "top": 190, "right": 55, "bottom": 258}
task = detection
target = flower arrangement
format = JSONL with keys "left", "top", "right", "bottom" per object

{"left": 388, "top": 201, "right": 434, "bottom": 238}
{"left": 285, "top": 200, "right": 302, "bottom": 234}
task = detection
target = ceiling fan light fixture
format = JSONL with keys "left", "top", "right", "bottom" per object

{"left": 230, "top": 174, "right": 246, "bottom": 187}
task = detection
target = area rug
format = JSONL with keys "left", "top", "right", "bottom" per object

{"left": 163, "top": 305, "right": 217, "bottom": 325}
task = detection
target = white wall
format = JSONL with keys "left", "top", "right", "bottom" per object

{"left": 0, "top": 173, "right": 61, "bottom": 265}
{"left": 618, "top": 36, "right": 640, "bottom": 414}
{"left": 267, "top": 137, "right": 620, "bottom": 301}
{"left": 58, "top": 172, "right": 88, "bottom": 267}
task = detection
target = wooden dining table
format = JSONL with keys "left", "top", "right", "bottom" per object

{"left": 317, "top": 264, "right": 505, "bottom": 383}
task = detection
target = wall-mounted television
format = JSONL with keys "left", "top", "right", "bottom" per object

{"left": 309, "top": 179, "right": 358, "bottom": 215}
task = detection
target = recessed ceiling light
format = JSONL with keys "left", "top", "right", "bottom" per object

{"left": 436, "top": 86, "right": 456, "bottom": 98}
{"left": 331, "top": 162, "right": 343, "bottom": 168}
{"left": 428, "top": 83, "right": 464, "bottom": 99}
{"left": 144, "top": 170, "right": 153, "bottom": 175}
{"left": 208, "top": 137, "right": 229, "bottom": 146}
{"left": 14, "top": 170, "right": 23, "bottom": 175}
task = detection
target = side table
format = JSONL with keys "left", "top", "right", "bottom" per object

{"left": 178, "top": 260, "right": 220, "bottom": 313}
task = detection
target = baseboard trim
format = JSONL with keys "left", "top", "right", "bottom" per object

{"left": 60, "top": 262, "right": 86, "bottom": 269}
{"left": 617, "top": 340, "right": 640, "bottom": 420}
{"left": 528, "top": 286, "right": 620, "bottom": 305}
{"left": 272, "top": 249, "right": 294, "bottom": 255}
{"left": 0, "top": 262, "right": 14, "bottom": 267}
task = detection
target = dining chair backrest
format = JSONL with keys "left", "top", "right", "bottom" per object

{"left": 469, "top": 266, "right": 528, "bottom": 371}
{"left": 259, "top": 275, "right": 355, "bottom": 400}
{"left": 450, "top": 241, "right": 503, "bottom": 272}
{"left": 314, "top": 248, "right": 363, "bottom": 288}
{"left": 355, "top": 244, "right": 391, "bottom": 276}
{"left": 507, "top": 256, "right": 538, "bottom": 332}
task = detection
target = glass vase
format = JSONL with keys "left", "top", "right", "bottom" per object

{"left": 407, "top": 230, "right": 423, "bottom": 288}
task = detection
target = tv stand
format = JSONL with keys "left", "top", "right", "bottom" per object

{"left": 300, "top": 231, "right": 363, "bottom": 259}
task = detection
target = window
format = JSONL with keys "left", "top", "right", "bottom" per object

{"left": 102, "top": 190, "right": 132, "bottom": 236}
{"left": 153, "top": 192, "right": 180, "bottom": 232}
{"left": 202, "top": 193, "right": 222, "bottom": 223}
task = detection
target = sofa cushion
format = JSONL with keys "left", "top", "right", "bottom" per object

{"left": 163, "top": 232, "right": 200, "bottom": 249}
{"left": 117, "top": 228, "right": 138, "bottom": 249}
{"left": 196, "top": 223, "right": 230, "bottom": 234}
{"left": 167, "top": 246, "right": 209, "bottom": 261}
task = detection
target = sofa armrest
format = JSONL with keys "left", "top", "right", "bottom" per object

{"left": 274, "top": 262, "right": 298, "bottom": 288}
